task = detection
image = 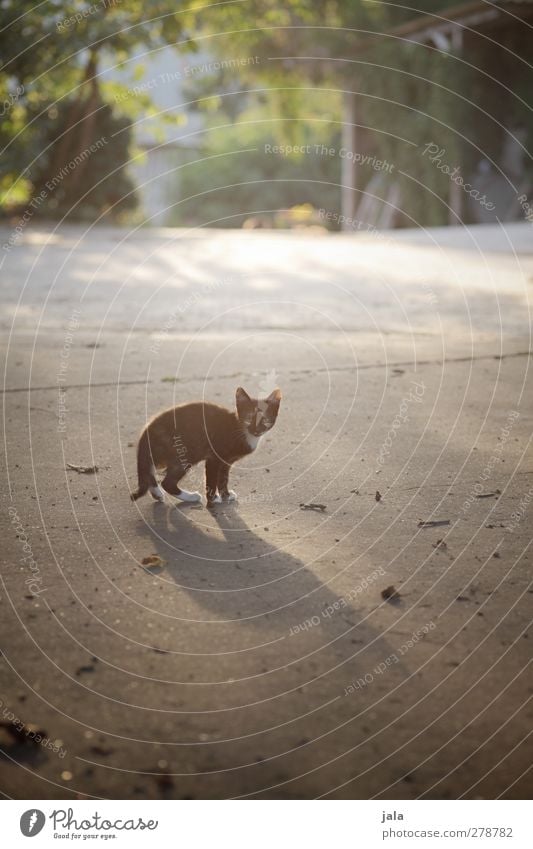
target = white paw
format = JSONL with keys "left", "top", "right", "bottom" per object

{"left": 207, "top": 494, "right": 222, "bottom": 507}
{"left": 149, "top": 485, "right": 166, "bottom": 502}
{"left": 177, "top": 490, "right": 202, "bottom": 503}
{"left": 223, "top": 490, "right": 238, "bottom": 502}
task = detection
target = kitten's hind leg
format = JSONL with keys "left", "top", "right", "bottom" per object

{"left": 218, "top": 463, "right": 237, "bottom": 502}
{"left": 162, "top": 464, "right": 202, "bottom": 504}
{"left": 205, "top": 459, "right": 222, "bottom": 506}
{"left": 149, "top": 465, "right": 166, "bottom": 501}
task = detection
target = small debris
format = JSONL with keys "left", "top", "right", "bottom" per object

{"left": 432, "top": 539, "right": 447, "bottom": 550}
{"left": 141, "top": 555, "right": 164, "bottom": 568}
{"left": 392, "top": 368, "right": 405, "bottom": 375}
{"left": 86, "top": 342, "right": 101, "bottom": 349}
{"left": 66, "top": 463, "right": 99, "bottom": 474}
{"left": 300, "top": 503, "right": 327, "bottom": 512}
{"left": 381, "top": 585, "right": 400, "bottom": 602}
{"left": 418, "top": 519, "right": 450, "bottom": 528}
{"left": 375, "top": 490, "right": 382, "bottom": 502}
{"left": 456, "top": 595, "right": 469, "bottom": 602}
{"left": 350, "top": 489, "right": 360, "bottom": 495}
{"left": 75, "top": 664, "right": 95, "bottom": 676}
{"left": 156, "top": 773, "right": 174, "bottom": 793}
{"left": 89, "top": 744, "right": 112, "bottom": 756}
{"left": 475, "top": 492, "right": 500, "bottom": 499}
{"left": 493, "top": 551, "right": 501, "bottom": 558}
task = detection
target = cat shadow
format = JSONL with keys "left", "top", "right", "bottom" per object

{"left": 137, "top": 499, "right": 393, "bottom": 674}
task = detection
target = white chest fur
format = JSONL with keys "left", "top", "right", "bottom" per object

{"left": 244, "top": 432, "right": 261, "bottom": 452}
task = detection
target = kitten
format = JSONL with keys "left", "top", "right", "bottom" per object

{"left": 131, "top": 387, "right": 281, "bottom": 506}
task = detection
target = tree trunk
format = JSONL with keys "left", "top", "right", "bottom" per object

{"left": 44, "top": 49, "right": 101, "bottom": 193}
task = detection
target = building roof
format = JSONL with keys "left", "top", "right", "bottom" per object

{"left": 390, "top": 0, "right": 533, "bottom": 47}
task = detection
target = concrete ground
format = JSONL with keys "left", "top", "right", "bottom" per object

{"left": 0, "top": 222, "right": 532, "bottom": 799}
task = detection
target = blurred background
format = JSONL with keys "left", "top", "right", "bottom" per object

{"left": 1, "top": 0, "right": 532, "bottom": 232}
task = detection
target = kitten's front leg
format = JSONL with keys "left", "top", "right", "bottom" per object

{"left": 218, "top": 463, "right": 237, "bottom": 502}
{"left": 205, "top": 458, "right": 222, "bottom": 506}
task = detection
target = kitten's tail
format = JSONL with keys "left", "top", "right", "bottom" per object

{"left": 131, "top": 429, "right": 156, "bottom": 501}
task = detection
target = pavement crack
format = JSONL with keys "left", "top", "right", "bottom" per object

{"left": 2, "top": 350, "right": 530, "bottom": 394}
{"left": 1, "top": 379, "right": 151, "bottom": 394}
{"left": 156, "top": 350, "right": 532, "bottom": 384}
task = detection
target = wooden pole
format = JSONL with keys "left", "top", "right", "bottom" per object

{"left": 341, "top": 90, "right": 357, "bottom": 229}
{"left": 449, "top": 26, "right": 463, "bottom": 225}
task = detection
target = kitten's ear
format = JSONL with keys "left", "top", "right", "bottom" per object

{"left": 267, "top": 388, "right": 282, "bottom": 405}
{"left": 236, "top": 387, "right": 252, "bottom": 405}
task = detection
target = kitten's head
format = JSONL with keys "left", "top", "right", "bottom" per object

{"left": 235, "top": 386, "right": 282, "bottom": 436}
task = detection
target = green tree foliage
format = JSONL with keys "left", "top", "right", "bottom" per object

{"left": 170, "top": 93, "right": 343, "bottom": 226}
{"left": 0, "top": 0, "right": 195, "bottom": 219}
{"left": 172, "top": 0, "right": 456, "bottom": 226}
{"left": 1, "top": 1, "right": 530, "bottom": 227}
{"left": 178, "top": 0, "right": 531, "bottom": 227}
{"left": 355, "top": 41, "right": 470, "bottom": 226}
